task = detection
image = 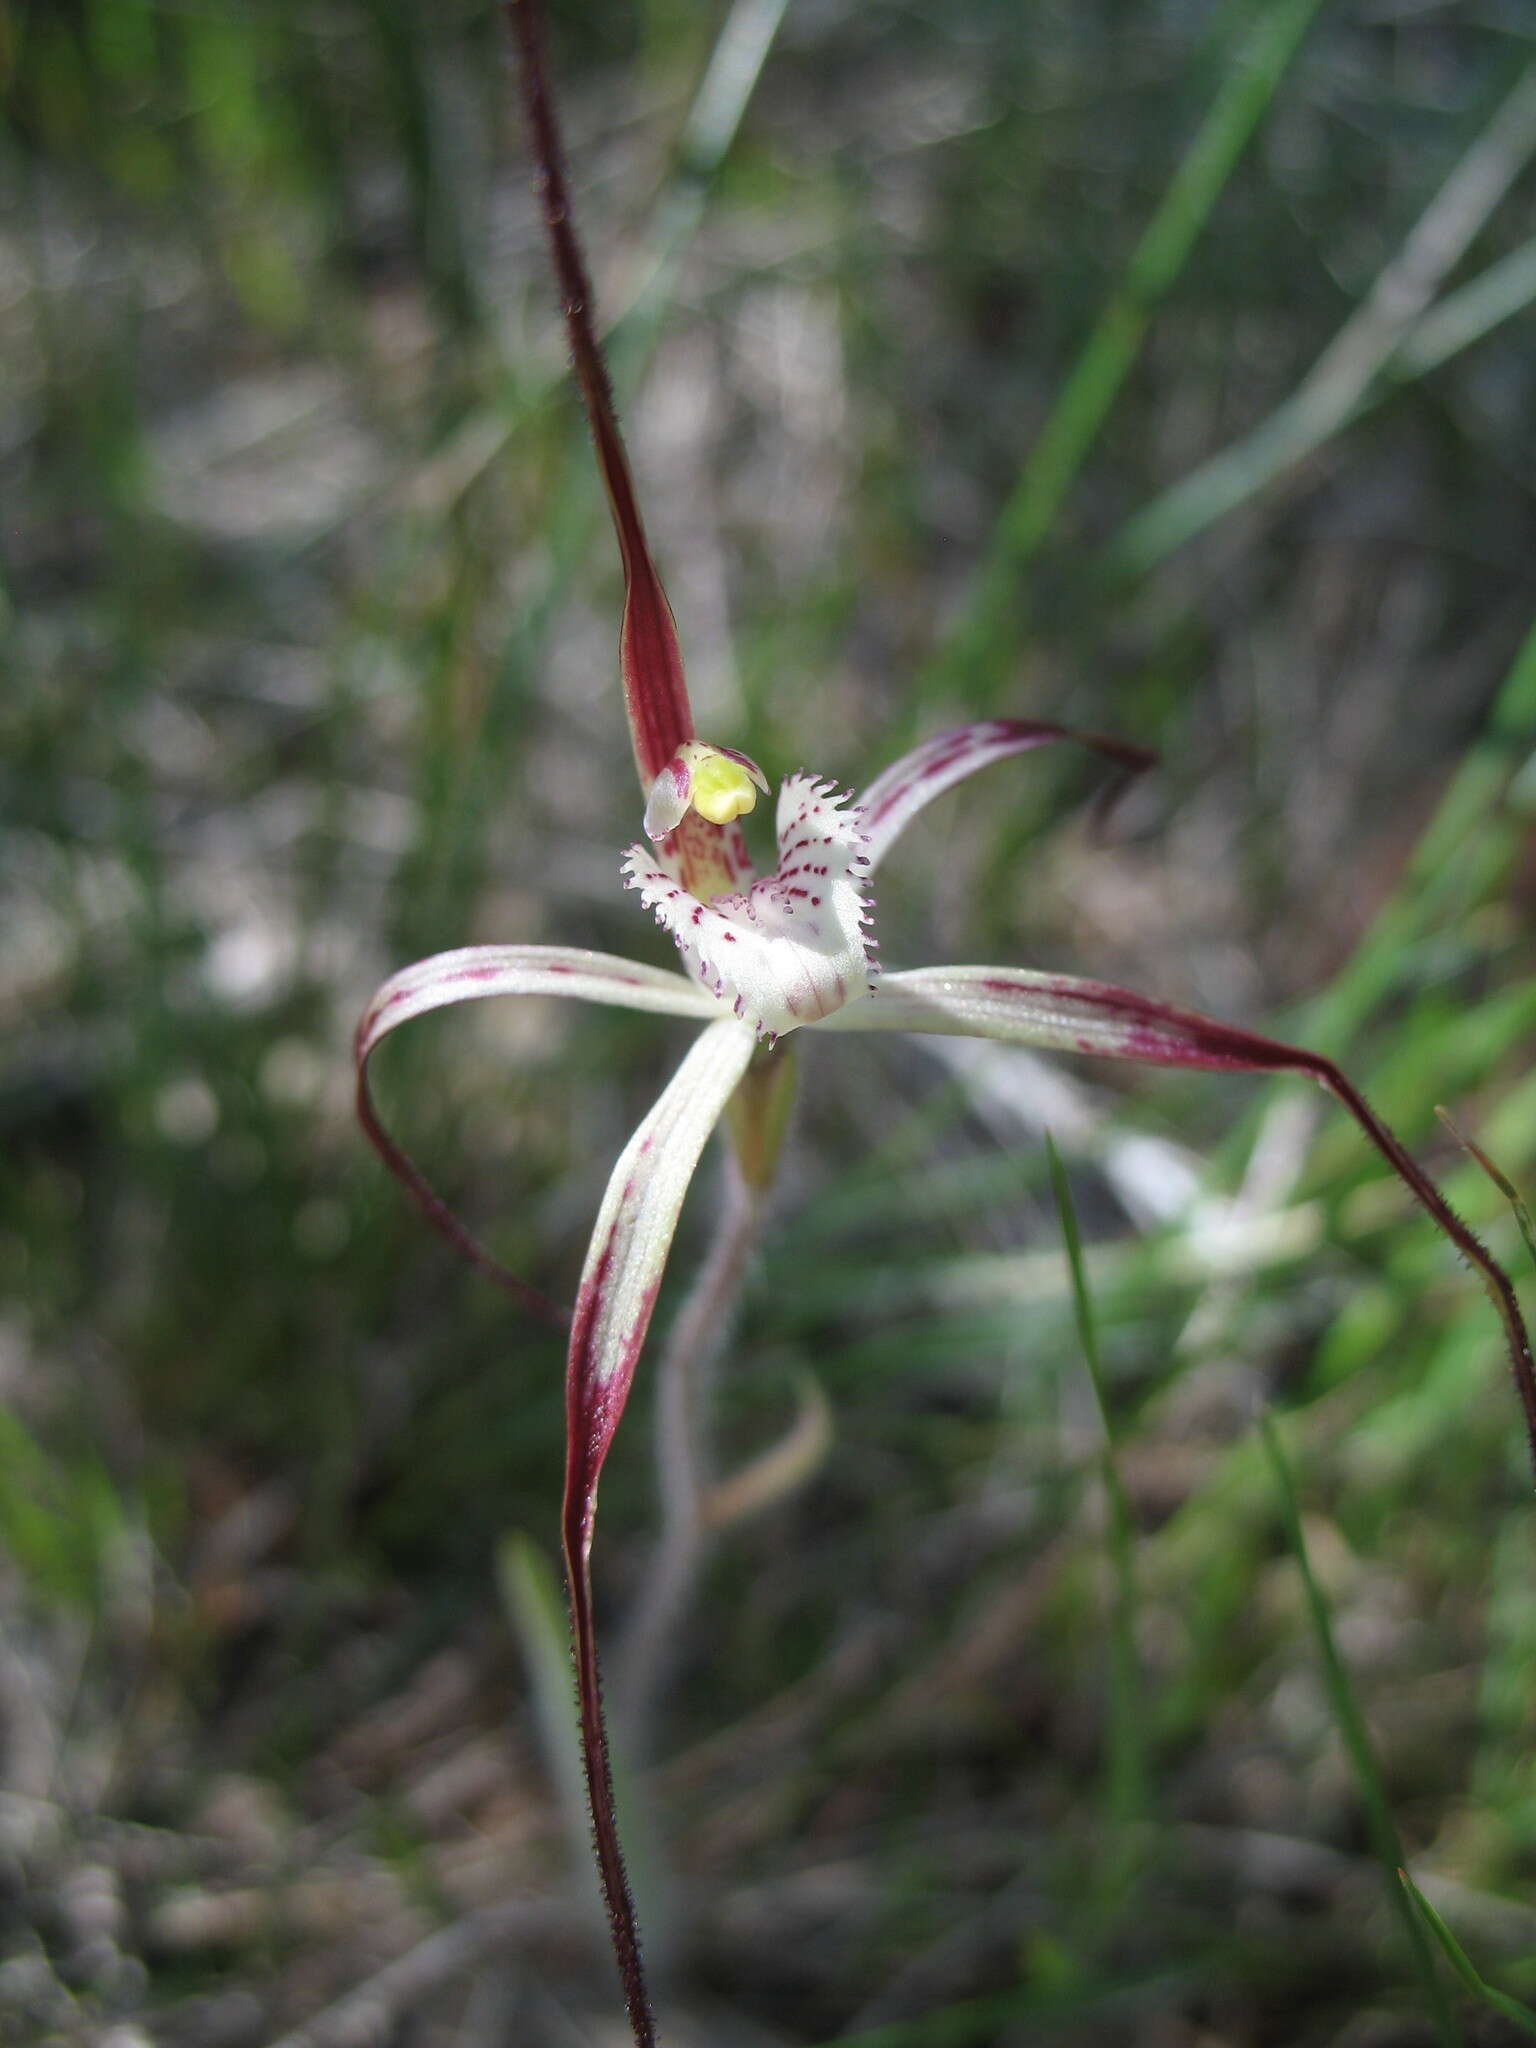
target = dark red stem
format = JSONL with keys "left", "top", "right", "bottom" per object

{"left": 563, "top": 1507, "right": 656, "bottom": 2048}
{"left": 1314, "top": 1058, "right": 1536, "bottom": 1478}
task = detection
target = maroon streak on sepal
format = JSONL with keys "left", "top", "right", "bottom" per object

{"left": 505, "top": 0, "right": 694, "bottom": 788}
{"left": 822, "top": 965, "right": 1536, "bottom": 1476}
{"left": 857, "top": 719, "right": 1155, "bottom": 873}
{"left": 557, "top": 1018, "right": 755, "bottom": 2048}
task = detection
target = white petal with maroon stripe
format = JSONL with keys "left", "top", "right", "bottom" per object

{"left": 624, "top": 774, "right": 877, "bottom": 1040}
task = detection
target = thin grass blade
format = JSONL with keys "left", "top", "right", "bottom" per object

{"left": 1259, "top": 1413, "right": 1462, "bottom": 2046}
{"left": 498, "top": 1532, "right": 605, "bottom": 1928}
{"left": 931, "top": 0, "right": 1325, "bottom": 702}
{"left": 1436, "top": 1109, "right": 1536, "bottom": 1276}
{"left": 1300, "top": 613, "right": 1536, "bottom": 1054}
{"left": 1104, "top": 63, "right": 1536, "bottom": 580}
{"left": 701, "top": 1369, "right": 833, "bottom": 1532}
{"left": 1392, "top": 236, "right": 1536, "bottom": 384}
{"left": 1398, "top": 1869, "right": 1536, "bottom": 2037}
{"left": 1045, "top": 1134, "right": 1146, "bottom": 1844}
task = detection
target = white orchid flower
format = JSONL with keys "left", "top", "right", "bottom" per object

{"left": 356, "top": 8, "right": 1536, "bottom": 2044}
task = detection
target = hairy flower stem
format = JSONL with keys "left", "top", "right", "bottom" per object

{"left": 615, "top": 1161, "right": 762, "bottom": 1756}
{"left": 561, "top": 1522, "right": 654, "bottom": 2048}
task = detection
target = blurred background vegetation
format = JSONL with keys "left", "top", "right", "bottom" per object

{"left": 3, "top": 0, "right": 1536, "bottom": 2041}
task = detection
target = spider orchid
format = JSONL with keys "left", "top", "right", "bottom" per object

{"left": 357, "top": 8, "right": 1536, "bottom": 2044}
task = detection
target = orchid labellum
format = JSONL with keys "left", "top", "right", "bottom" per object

{"left": 356, "top": 7, "right": 1536, "bottom": 2043}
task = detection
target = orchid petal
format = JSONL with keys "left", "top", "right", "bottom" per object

{"left": 819, "top": 966, "right": 1536, "bottom": 1473}
{"left": 359, "top": 944, "right": 721, "bottom": 1053}
{"left": 356, "top": 946, "right": 721, "bottom": 1318}
{"left": 642, "top": 753, "right": 694, "bottom": 841}
{"left": 625, "top": 776, "right": 876, "bottom": 1039}
{"left": 858, "top": 719, "right": 1154, "bottom": 874}
{"left": 562, "top": 1016, "right": 756, "bottom": 2045}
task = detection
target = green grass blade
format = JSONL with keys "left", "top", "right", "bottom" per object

{"left": 1046, "top": 1134, "right": 1146, "bottom": 1839}
{"left": 497, "top": 1532, "right": 604, "bottom": 1928}
{"left": 930, "top": 0, "right": 1324, "bottom": 704}
{"left": 1399, "top": 1871, "right": 1536, "bottom": 2037}
{"left": 1393, "top": 236, "right": 1536, "bottom": 383}
{"left": 1258, "top": 1412, "right": 1463, "bottom": 2045}
{"left": 1293, "top": 609, "right": 1536, "bottom": 1054}
{"left": 1434, "top": 1109, "right": 1536, "bottom": 1276}
{"left": 677, "top": 0, "right": 791, "bottom": 185}
{"left": 627, "top": 0, "right": 791, "bottom": 331}
{"left": 828, "top": 1960, "right": 1195, "bottom": 2048}
{"left": 499, "top": 1532, "right": 671, "bottom": 1974}
{"left": 1104, "top": 63, "right": 1536, "bottom": 581}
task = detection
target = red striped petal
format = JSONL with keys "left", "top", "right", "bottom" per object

{"left": 859, "top": 718, "right": 1153, "bottom": 873}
